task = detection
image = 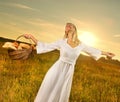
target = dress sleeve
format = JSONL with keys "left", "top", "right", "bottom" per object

{"left": 81, "top": 43, "right": 102, "bottom": 60}
{"left": 36, "top": 39, "right": 63, "bottom": 54}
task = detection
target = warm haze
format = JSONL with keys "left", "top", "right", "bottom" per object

{"left": 0, "top": 0, "right": 120, "bottom": 60}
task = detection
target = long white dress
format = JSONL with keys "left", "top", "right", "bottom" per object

{"left": 34, "top": 38, "right": 101, "bottom": 102}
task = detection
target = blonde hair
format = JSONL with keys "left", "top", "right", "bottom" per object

{"left": 64, "top": 23, "right": 80, "bottom": 44}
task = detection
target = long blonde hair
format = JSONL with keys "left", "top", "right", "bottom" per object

{"left": 63, "top": 23, "right": 80, "bottom": 44}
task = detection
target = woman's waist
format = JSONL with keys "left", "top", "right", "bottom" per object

{"left": 58, "top": 57, "right": 76, "bottom": 65}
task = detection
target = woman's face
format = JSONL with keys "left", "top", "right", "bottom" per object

{"left": 65, "top": 24, "right": 71, "bottom": 33}
{"left": 65, "top": 23, "right": 75, "bottom": 34}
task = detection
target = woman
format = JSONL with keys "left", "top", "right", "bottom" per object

{"left": 24, "top": 23, "right": 115, "bottom": 102}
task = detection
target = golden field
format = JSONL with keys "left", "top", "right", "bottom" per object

{"left": 0, "top": 37, "right": 120, "bottom": 102}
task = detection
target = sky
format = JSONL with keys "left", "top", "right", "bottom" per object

{"left": 0, "top": 0, "right": 120, "bottom": 60}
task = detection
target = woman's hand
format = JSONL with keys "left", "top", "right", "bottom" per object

{"left": 102, "top": 51, "right": 115, "bottom": 59}
{"left": 23, "top": 34, "right": 38, "bottom": 45}
{"left": 106, "top": 52, "right": 115, "bottom": 59}
{"left": 23, "top": 34, "right": 32, "bottom": 39}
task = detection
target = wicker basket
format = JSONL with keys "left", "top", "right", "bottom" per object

{"left": 8, "top": 35, "right": 34, "bottom": 60}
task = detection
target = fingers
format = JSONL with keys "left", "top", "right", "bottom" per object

{"left": 107, "top": 52, "right": 115, "bottom": 59}
{"left": 108, "top": 52, "right": 115, "bottom": 57}
{"left": 23, "top": 34, "right": 32, "bottom": 39}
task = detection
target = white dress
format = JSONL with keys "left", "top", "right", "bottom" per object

{"left": 34, "top": 38, "right": 101, "bottom": 102}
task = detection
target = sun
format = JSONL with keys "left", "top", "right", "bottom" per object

{"left": 78, "top": 31, "right": 97, "bottom": 46}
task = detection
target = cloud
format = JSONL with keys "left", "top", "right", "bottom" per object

{"left": 27, "top": 19, "right": 53, "bottom": 26}
{"left": 26, "top": 18, "right": 64, "bottom": 31}
{"left": 25, "top": 18, "right": 65, "bottom": 41}
{"left": 12, "top": 3, "right": 33, "bottom": 10}
{"left": 5, "top": 2, "right": 37, "bottom": 11}
{"left": 113, "top": 34, "right": 120, "bottom": 38}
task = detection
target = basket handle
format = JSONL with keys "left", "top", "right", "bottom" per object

{"left": 15, "top": 35, "right": 33, "bottom": 44}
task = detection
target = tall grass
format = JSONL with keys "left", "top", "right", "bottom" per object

{"left": 0, "top": 42, "right": 120, "bottom": 102}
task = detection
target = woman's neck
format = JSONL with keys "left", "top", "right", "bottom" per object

{"left": 67, "top": 37, "right": 81, "bottom": 45}
{"left": 67, "top": 39, "right": 73, "bottom": 42}
{"left": 67, "top": 36, "right": 73, "bottom": 42}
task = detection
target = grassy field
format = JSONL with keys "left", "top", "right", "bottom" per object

{"left": 0, "top": 38, "right": 120, "bottom": 102}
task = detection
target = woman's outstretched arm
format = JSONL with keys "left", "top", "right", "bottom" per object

{"left": 23, "top": 34, "right": 62, "bottom": 54}
{"left": 82, "top": 43, "right": 115, "bottom": 60}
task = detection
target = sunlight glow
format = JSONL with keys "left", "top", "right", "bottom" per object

{"left": 78, "top": 31, "right": 97, "bottom": 46}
